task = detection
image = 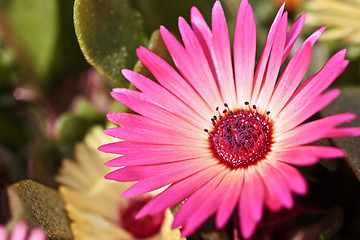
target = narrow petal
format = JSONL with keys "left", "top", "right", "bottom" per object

{"left": 259, "top": 162, "right": 293, "bottom": 210}
{"left": 111, "top": 88, "right": 211, "bottom": 132}
{"left": 239, "top": 167, "right": 264, "bottom": 238}
{"left": 136, "top": 46, "right": 213, "bottom": 118}
{"left": 257, "top": 13, "right": 288, "bottom": 108}
{"left": 276, "top": 49, "right": 348, "bottom": 123}
{"left": 104, "top": 150, "right": 210, "bottom": 167}
{"left": 275, "top": 89, "right": 341, "bottom": 133}
{"left": 325, "top": 127, "right": 360, "bottom": 138}
{"left": 178, "top": 17, "right": 223, "bottom": 107}
{"left": 104, "top": 127, "right": 206, "bottom": 146}
{"left": 273, "top": 162, "right": 308, "bottom": 195}
{"left": 281, "top": 13, "right": 306, "bottom": 63}
{"left": 276, "top": 150, "right": 319, "bottom": 166}
{"left": 120, "top": 158, "right": 218, "bottom": 198}
{"left": 212, "top": 1, "right": 236, "bottom": 106}
{"left": 122, "top": 69, "right": 209, "bottom": 126}
{"left": 268, "top": 42, "right": 312, "bottom": 116}
{"left": 215, "top": 170, "right": 244, "bottom": 228}
{"left": 234, "top": 0, "right": 256, "bottom": 102}
{"left": 173, "top": 170, "right": 227, "bottom": 231}
{"left": 251, "top": 4, "right": 285, "bottom": 103}
{"left": 137, "top": 166, "right": 225, "bottom": 218}
{"left": 181, "top": 170, "right": 231, "bottom": 236}
{"left": 99, "top": 141, "right": 201, "bottom": 155}
{"left": 275, "top": 113, "right": 356, "bottom": 147}
{"left": 10, "top": 222, "right": 27, "bottom": 240}
{"left": 106, "top": 112, "right": 203, "bottom": 138}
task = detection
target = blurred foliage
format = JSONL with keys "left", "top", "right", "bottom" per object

{"left": 0, "top": 0, "right": 358, "bottom": 239}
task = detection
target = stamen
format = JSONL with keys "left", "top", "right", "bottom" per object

{"left": 206, "top": 102, "right": 273, "bottom": 169}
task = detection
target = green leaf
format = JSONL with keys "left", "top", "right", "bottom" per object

{"left": 0, "top": 0, "right": 59, "bottom": 80}
{"left": 320, "top": 86, "right": 360, "bottom": 181}
{"left": 74, "top": 0, "right": 147, "bottom": 87}
{"left": 7, "top": 180, "right": 73, "bottom": 239}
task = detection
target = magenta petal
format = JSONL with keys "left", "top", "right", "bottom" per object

{"left": 121, "top": 69, "right": 208, "bottom": 126}
{"left": 136, "top": 45, "right": 212, "bottom": 116}
{"left": 234, "top": 0, "right": 256, "bottom": 102}
{"left": 172, "top": 171, "right": 227, "bottom": 230}
{"left": 137, "top": 166, "right": 224, "bottom": 218}
{"left": 215, "top": 170, "right": 244, "bottom": 228}
{"left": 273, "top": 162, "right": 308, "bottom": 195}
{"left": 251, "top": 4, "right": 284, "bottom": 103}
{"left": 120, "top": 158, "right": 217, "bottom": 198}
{"left": 281, "top": 13, "right": 306, "bottom": 63}
{"left": 180, "top": 171, "right": 230, "bottom": 236}
{"left": 257, "top": 12, "right": 287, "bottom": 107}
{"left": 211, "top": 1, "right": 236, "bottom": 105}
{"left": 325, "top": 127, "right": 360, "bottom": 138}
{"left": 276, "top": 113, "right": 356, "bottom": 147}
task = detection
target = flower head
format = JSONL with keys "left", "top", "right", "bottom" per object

{"left": 0, "top": 221, "right": 46, "bottom": 240}
{"left": 100, "top": 0, "right": 360, "bottom": 238}
{"left": 56, "top": 126, "right": 183, "bottom": 240}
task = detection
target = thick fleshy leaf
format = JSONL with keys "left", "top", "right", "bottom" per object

{"left": 74, "top": 0, "right": 147, "bottom": 86}
{"left": 6, "top": 180, "right": 73, "bottom": 239}
{"left": 0, "top": 0, "right": 58, "bottom": 80}
{"left": 320, "top": 87, "right": 360, "bottom": 181}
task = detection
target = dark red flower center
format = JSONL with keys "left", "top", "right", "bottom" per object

{"left": 120, "top": 196, "right": 165, "bottom": 238}
{"left": 205, "top": 102, "right": 273, "bottom": 169}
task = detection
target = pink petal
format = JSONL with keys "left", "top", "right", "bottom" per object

{"left": 111, "top": 89, "right": 203, "bottom": 131}
{"left": 277, "top": 49, "right": 348, "bottom": 124}
{"left": 122, "top": 69, "right": 208, "bottom": 126}
{"left": 173, "top": 170, "right": 227, "bottom": 231}
{"left": 120, "top": 158, "right": 217, "bottom": 198}
{"left": 106, "top": 158, "right": 212, "bottom": 181}
{"left": 211, "top": 1, "right": 236, "bottom": 106}
{"left": 276, "top": 150, "right": 319, "bottom": 166}
{"left": 275, "top": 89, "right": 341, "bottom": 133}
{"left": 137, "top": 165, "right": 224, "bottom": 218}
{"left": 160, "top": 26, "right": 221, "bottom": 110}
{"left": 178, "top": 17, "right": 223, "bottom": 107}
{"left": 10, "top": 222, "right": 27, "bottom": 240}
{"left": 239, "top": 168, "right": 264, "bottom": 238}
{"left": 234, "top": 0, "right": 256, "bottom": 102}
{"left": 104, "top": 150, "right": 209, "bottom": 167}
{"left": 275, "top": 113, "right": 356, "bottom": 147}
{"left": 106, "top": 112, "right": 203, "bottom": 138}
{"left": 257, "top": 13, "right": 288, "bottom": 107}
{"left": 215, "top": 170, "right": 244, "bottom": 228}
{"left": 281, "top": 13, "right": 306, "bottom": 63}
{"left": 268, "top": 41, "right": 312, "bottom": 117}
{"left": 28, "top": 228, "right": 46, "bottom": 240}
{"left": 104, "top": 127, "right": 206, "bottom": 146}
{"left": 284, "top": 146, "right": 346, "bottom": 159}
{"left": 325, "top": 127, "right": 360, "bottom": 138}
{"left": 251, "top": 4, "right": 284, "bottom": 103}
{"left": 273, "top": 162, "right": 308, "bottom": 195}
{"left": 260, "top": 162, "right": 293, "bottom": 210}
{"left": 99, "top": 141, "right": 201, "bottom": 155}
{"left": 181, "top": 170, "right": 231, "bottom": 236}
{"left": 136, "top": 45, "right": 212, "bottom": 116}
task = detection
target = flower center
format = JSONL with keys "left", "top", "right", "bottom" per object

{"left": 120, "top": 196, "right": 165, "bottom": 238}
{"left": 205, "top": 102, "right": 273, "bottom": 169}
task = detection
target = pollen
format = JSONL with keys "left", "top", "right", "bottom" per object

{"left": 205, "top": 102, "right": 273, "bottom": 169}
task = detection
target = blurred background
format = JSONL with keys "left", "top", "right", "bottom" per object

{"left": 0, "top": 0, "right": 359, "bottom": 239}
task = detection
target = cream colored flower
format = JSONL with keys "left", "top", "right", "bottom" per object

{"left": 305, "top": 0, "right": 360, "bottom": 44}
{"left": 56, "top": 126, "right": 183, "bottom": 240}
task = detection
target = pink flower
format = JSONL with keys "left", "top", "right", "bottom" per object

{"left": 0, "top": 221, "right": 46, "bottom": 240}
{"left": 100, "top": 0, "right": 360, "bottom": 238}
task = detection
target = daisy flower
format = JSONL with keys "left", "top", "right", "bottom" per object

{"left": 99, "top": 0, "right": 360, "bottom": 238}
{"left": 0, "top": 221, "right": 46, "bottom": 240}
{"left": 56, "top": 126, "right": 183, "bottom": 240}
{"left": 305, "top": 0, "right": 360, "bottom": 44}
